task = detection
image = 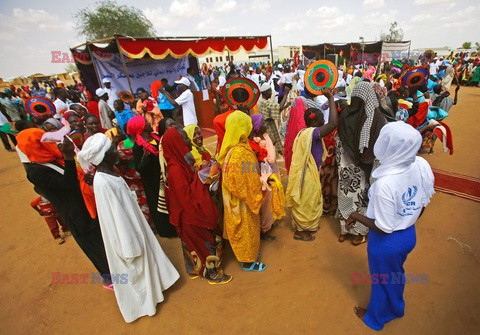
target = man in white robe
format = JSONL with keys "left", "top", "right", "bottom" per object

{"left": 77, "top": 134, "right": 179, "bottom": 323}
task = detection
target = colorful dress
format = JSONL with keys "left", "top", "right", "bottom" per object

{"left": 116, "top": 139, "right": 153, "bottom": 230}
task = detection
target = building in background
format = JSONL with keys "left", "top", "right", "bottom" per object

{"left": 277, "top": 46, "right": 301, "bottom": 61}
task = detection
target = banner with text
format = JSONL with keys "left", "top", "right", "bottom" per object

{"left": 93, "top": 54, "right": 189, "bottom": 93}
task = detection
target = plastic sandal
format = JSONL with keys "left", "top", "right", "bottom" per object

{"left": 208, "top": 274, "right": 233, "bottom": 285}
{"left": 241, "top": 261, "right": 267, "bottom": 272}
{"left": 352, "top": 235, "right": 368, "bottom": 246}
{"left": 102, "top": 284, "right": 114, "bottom": 291}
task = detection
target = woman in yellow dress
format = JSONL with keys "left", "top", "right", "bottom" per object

{"left": 220, "top": 111, "right": 268, "bottom": 272}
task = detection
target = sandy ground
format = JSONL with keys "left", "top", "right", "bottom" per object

{"left": 0, "top": 86, "right": 479, "bottom": 335}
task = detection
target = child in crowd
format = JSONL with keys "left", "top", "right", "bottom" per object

{"left": 30, "top": 195, "right": 71, "bottom": 244}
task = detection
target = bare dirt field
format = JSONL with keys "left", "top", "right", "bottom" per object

{"left": 0, "top": 86, "right": 479, "bottom": 334}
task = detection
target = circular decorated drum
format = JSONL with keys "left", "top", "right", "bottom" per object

{"left": 304, "top": 60, "right": 338, "bottom": 95}
{"left": 222, "top": 77, "right": 260, "bottom": 110}
{"left": 25, "top": 97, "right": 56, "bottom": 119}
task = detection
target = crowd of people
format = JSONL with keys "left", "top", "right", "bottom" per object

{"left": 2, "top": 51, "right": 465, "bottom": 329}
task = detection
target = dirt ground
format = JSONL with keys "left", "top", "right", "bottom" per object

{"left": 0, "top": 86, "right": 479, "bottom": 335}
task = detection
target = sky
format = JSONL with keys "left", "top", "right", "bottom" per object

{"left": 0, "top": 0, "right": 478, "bottom": 79}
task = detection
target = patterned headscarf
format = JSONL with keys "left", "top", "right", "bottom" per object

{"left": 126, "top": 116, "right": 160, "bottom": 155}
{"left": 351, "top": 82, "right": 379, "bottom": 153}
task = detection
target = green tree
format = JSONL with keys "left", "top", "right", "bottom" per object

{"left": 461, "top": 42, "right": 471, "bottom": 49}
{"left": 380, "top": 21, "right": 404, "bottom": 42}
{"left": 74, "top": 0, "right": 155, "bottom": 40}
{"left": 64, "top": 63, "right": 78, "bottom": 73}
{"left": 476, "top": 42, "right": 480, "bottom": 50}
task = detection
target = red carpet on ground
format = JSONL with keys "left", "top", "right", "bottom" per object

{"left": 432, "top": 168, "right": 480, "bottom": 202}
{"left": 201, "top": 128, "right": 217, "bottom": 138}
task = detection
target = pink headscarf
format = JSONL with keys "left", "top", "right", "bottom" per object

{"left": 283, "top": 97, "right": 307, "bottom": 173}
{"left": 126, "top": 116, "right": 160, "bottom": 155}
{"left": 363, "top": 66, "right": 376, "bottom": 81}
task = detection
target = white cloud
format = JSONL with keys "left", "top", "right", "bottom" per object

{"left": 214, "top": 0, "right": 237, "bottom": 13}
{"left": 169, "top": 0, "right": 201, "bottom": 18}
{"left": 143, "top": 8, "right": 173, "bottom": 30}
{"left": 363, "top": 9, "right": 398, "bottom": 27}
{"left": 413, "top": 0, "right": 450, "bottom": 5}
{"left": 410, "top": 14, "right": 432, "bottom": 22}
{"left": 250, "top": 0, "right": 271, "bottom": 11}
{"left": 440, "top": 5, "right": 480, "bottom": 29}
{"left": 196, "top": 17, "right": 215, "bottom": 30}
{"left": 362, "top": 0, "right": 385, "bottom": 8}
{"left": 11, "top": 8, "right": 74, "bottom": 32}
{"left": 306, "top": 6, "right": 341, "bottom": 18}
{"left": 306, "top": 7, "right": 355, "bottom": 30}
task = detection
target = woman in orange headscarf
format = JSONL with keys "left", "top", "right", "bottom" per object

{"left": 17, "top": 128, "right": 110, "bottom": 280}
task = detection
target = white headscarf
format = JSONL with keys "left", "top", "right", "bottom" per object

{"left": 372, "top": 121, "right": 435, "bottom": 203}
{"left": 77, "top": 133, "right": 112, "bottom": 170}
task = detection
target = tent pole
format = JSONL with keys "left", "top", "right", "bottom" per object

{"left": 115, "top": 35, "right": 134, "bottom": 94}
{"left": 269, "top": 35, "right": 274, "bottom": 63}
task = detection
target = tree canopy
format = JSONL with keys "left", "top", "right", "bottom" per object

{"left": 461, "top": 42, "right": 471, "bottom": 49}
{"left": 64, "top": 63, "right": 78, "bottom": 74}
{"left": 380, "top": 21, "right": 404, "bottom": 42}
{"left": 74, "top": 0, "right": 155, "bottom": 41}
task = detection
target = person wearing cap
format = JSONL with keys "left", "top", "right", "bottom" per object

{"left": 102, "top": 78, "right": 118, "bottom": 110}
{"left": 273, "top": 64, "right": 283, "bottom": 81}
{"left": 95, "top": 88, "right": 114, "bottom": 130}
{"left": 30, "top": 80, "right": 46, "bottom": 97}
{"left": 247, "top": 67, "right": 261, "bottom": 88}
{"left": 158, "top": 77, "right": 197, "bottom": 127}
{"left": 257, "top": 83, "right": 288, "bottom": 155}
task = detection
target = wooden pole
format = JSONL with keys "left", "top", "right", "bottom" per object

{"left": 268, "top": 35, "right": 274, "bottom": 63}
{"left": 114, "top": 35, "right": 134, "bottom": 94}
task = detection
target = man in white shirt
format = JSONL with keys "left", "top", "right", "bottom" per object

{"left": 273, "top": 64, "right": 283, "bottom": 79}
{"left": 160, "top": 77, "right": 197, "bottom": 126}
{"left": 96, "top": 88, "right": 114, "bottom": 129}
{"left": 429, "top": 58, "right": 438, "bottom": 76}
{"left": 278, "top": 69, "right": 298, "bottom": 86}
{"left": 186, "top": 68, "right": 199, "bottom": 91}
{"left": 52, "top": 87, "right": 69, "bottom": 120}
{"left": 102, "top": 78, "right": 118, "bottom": 110}
{"left": 250, "top": 68, "right": 261, "bottom": 88}
{"left": 335, "top": 70, "right": 346, "bottom": 88}
{"left": 212, "top": 71, "right": 226, "bottom": 90}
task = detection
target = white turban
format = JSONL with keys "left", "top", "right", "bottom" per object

{"left": 77, "top": 133, "right": 112, "bottom": 170}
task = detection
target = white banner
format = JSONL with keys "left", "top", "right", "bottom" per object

{"left": 381, "top": 41, "right": 411, "bottom": 62}
{"left": 93, "top": 54, "right": 189, "bottom": 93}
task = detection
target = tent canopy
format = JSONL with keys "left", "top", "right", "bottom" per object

{"left": 72, "top": 35, "right": 270, "bottom": 63}
{"left": 117, "top": 36, "right": 269, "bottom": 59}
{"left": 302, "top": 41, "right": 410, "bottom": 64}
{"left": 70, "top": 35, "right": 271, "bottom": 95}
